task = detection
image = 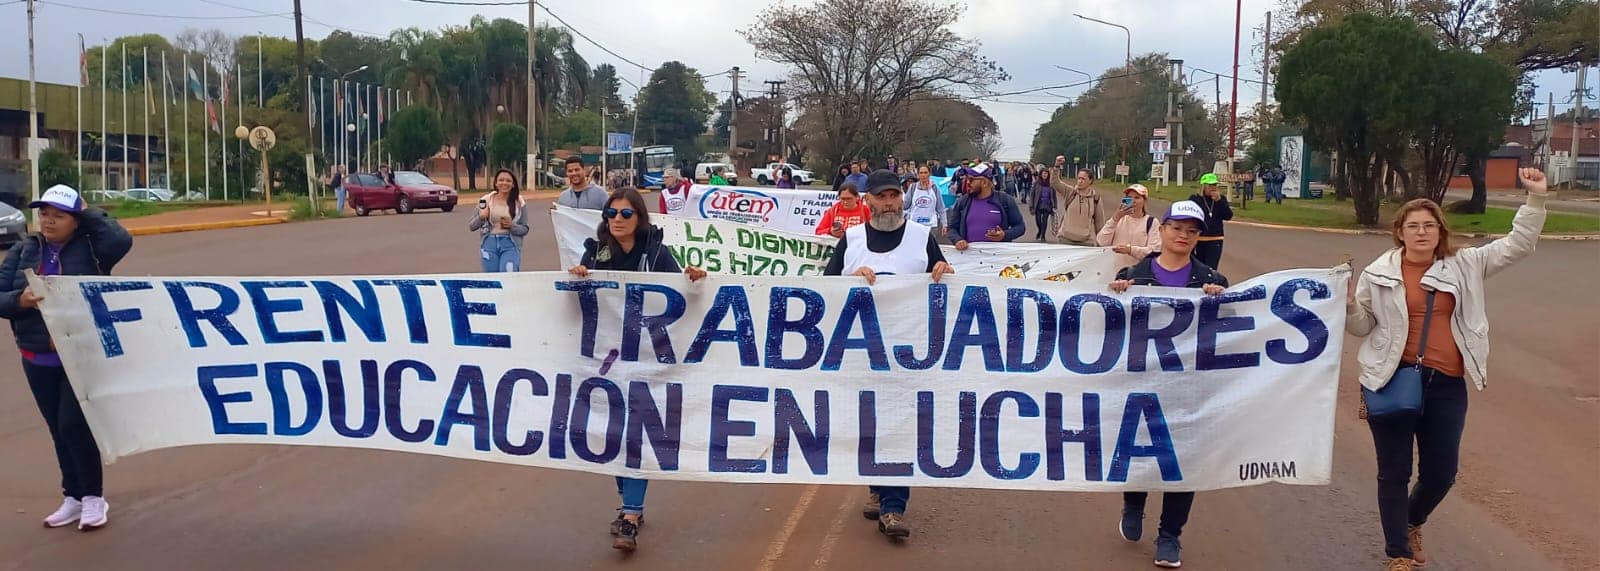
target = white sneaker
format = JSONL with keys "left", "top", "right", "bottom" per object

{"left": 43, "top": 497, "right": 81, "bottom": 528}
{"left": 77, "top": 496, "right": 108, "bottom": 531}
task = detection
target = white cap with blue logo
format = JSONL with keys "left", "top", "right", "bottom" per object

{"left": 29, "top": 184, "right": 85, "bottom": 214}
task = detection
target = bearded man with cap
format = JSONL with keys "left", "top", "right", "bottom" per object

{"left": 0, "top": 185, "right": 133, "bottom": 531}
{"left": 1107, "top": 199, "right": 1229, "bottom": 569}
{"left": 1185, "top": 173, "right": 1234, "bottom": 270}
{"left": 822, "top": 169, "right": 953, "bottom": 541}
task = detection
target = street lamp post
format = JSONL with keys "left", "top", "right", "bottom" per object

{"left": 1075, "top": 13, "right": 1133, "bottom": 182}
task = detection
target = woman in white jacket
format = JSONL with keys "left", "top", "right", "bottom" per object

{"left": 1345, "top": 168, "right": 1548, "bottom": 571}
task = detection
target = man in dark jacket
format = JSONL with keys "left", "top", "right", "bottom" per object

{"left": 0, "top": 184, "right": 133, "bottom": 532}
{"left": 1107, "top": 199, "right": 1227, "bottom": 569}
{"left": 946, "top": 174, "right": 1026, "bottom": 249}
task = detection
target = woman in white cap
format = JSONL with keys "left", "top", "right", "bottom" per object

{"left": 1096, "top": 183, "right": 1161, "bottom": 267}
{"left": 0, "top": 185, "right": 133, "bottom": 531}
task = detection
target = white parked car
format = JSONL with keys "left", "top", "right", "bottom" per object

{"left": 82, "top": 190, "right": 126, "bottom": 203}
{"left": 751, "top": 162, "right": 813, "bottom": 186}
{"left": 124, "top": 188, "right": 175, "bottom": 202}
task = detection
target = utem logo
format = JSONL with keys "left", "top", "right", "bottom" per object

{"left": 700, "top": 188, "right": 779, "bottom": 223}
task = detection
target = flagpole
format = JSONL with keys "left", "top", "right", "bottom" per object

{"left": 162, "top": 50, "right": 171, "bottom": 191}
{"left": 76, "top": 34, "right": 84, "bottom": 190}
{"left": 318, "top": 77, "right": 325, "bottom": 156}
{"left": 236, "top": 64, "right": 244, "bottom": 198}
{"left": 376, "top": 86, "right": 383, "bottom": 169}
{"left": 257, "top": 33, "right": 264, "bottom": 109}
{"left": 183, "top": 52, "right": 190, "bottom": 195}
{"left": 203, "top": 57, "right": 210, "bottom": 199}
{"left": 142, "top": 46, "right": 150, "bottom": 188}
{"left": 224, "top": 65, "right": 230, "bottom": 202}
{"left": 120, "top": 42, "right": 127, "bottom": 190}
{"left": 101, "top": 44, "right": 108, "bottom": 191}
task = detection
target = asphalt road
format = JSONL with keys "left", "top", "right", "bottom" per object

{"left": 1, "top": 198, "right": 1595, "bottom": 570}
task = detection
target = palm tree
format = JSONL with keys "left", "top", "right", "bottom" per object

{"left": 387, "top": 27, "right": 442, "bottom": 106}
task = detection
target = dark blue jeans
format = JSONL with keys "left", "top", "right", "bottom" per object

{"left": 24, "top": 362, "right": 103, "bottom": 499}
{"left": 1123, "top": 491, "right": 1195, "bottom": 538}
{"left": 871, "top": 486, "right": 910, "bottom": 515}
{"left": 1368, "top": 371, "right": 1468, "bottom": 558}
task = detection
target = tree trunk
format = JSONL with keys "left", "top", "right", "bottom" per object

{"left": 1464, "top": 153, "right": 1489, "bottom": 214}
{"left": 1350, "top": 154, "right": 1383, "bottom": 226}
{"left": 1335, "top": 157, "right": 1351, "bottom": 201}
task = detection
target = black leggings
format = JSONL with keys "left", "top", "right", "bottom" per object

{"left": 1034, "top": 211, "right": 1052, "bottom": 241}
{"left": 1194, "top": 240, "right": 1224, "bottom": 270}
{"left": 25, "top": 362, "right": 103, "bottom": 499}
{"left": 1367, "top": 372, "right": 1468, "bottom": 558}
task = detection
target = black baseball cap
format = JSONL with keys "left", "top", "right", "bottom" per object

{"left": 865, "top": 169, "right": 903, "bottom": 195}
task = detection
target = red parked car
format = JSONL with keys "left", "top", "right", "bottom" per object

{"left": 346, "top": 171, "right": 459, "bottom": 216}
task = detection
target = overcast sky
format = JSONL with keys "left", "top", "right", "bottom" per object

{"left": 2, "top": 0, "right": 1590, "bottom": 159}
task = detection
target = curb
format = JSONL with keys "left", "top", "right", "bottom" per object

{"left": 1228, "top": 219, "right": 1600, "bottom": 241}
{"left": 128, "top": 217, "right": 288, "bottom": 236}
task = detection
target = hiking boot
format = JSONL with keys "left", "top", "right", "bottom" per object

{"left": 610, "top": 515, "right": 639, "bottom": 552}
{"left": 1119, "top": 508, "right": 1144, "bottom": 542}
{"left": 862, "top": 492, "right": 880, "bottom": 520}
{"left": 1385, "top": 557, "right": 1418, "bottom": 571}
{"left": 1408, "top": 526, "right": 1428, "bottom": 566}
{"left": 877, "top": 512, "right": 911, "bottom": 538}
{"left": 1153, "top": 535, "right": 1182, "bottom": 568}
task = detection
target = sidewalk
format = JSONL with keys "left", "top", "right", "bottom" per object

{"left": 1443, "top": 189, "right": 1599, "bottom": 215}
{"left": 120, "top": 203, "right": 289, "bottom": 235}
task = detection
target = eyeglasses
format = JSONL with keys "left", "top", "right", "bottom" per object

{"left": 1161, "top": 224, "right": 1202, "bottom": 237}
{"left": 603, "top": 208, "right": 636, "bottom": 220}
{"left": 1402, "top": 222, "right": 1440, "bottom": 234}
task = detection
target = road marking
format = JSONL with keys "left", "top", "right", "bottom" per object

{"left": 755, "top": 484, "right": 820, "bottom": 571}
{"left": 810, "top": 493, "right": 857, "bottom": 570}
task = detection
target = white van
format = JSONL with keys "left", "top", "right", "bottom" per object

{"left": 694, "top": 162, "right": 739, "bottom": 185}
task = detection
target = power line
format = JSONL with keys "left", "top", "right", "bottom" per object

{"left": 400, "top": 0, "right": 526, "bottom": 4}
{"left": 198, "top": 0, "right": 387, "bottom": 38}
{"left": 39, "top": 0, "right": 290, "bottom": 20}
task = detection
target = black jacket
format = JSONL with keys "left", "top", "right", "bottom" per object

{"left": 946, "top": 191, "right": 1027, "bottom": 244}
{"left": 1185, "top": 193, "right": 1234, "bottom": 238}
{"left": 580, "top": 224, "right": 681, "bottom": 274}
{"left": 0, "top": 208, "right": 134, "bottom": 352}
{"left": 1115, "top": 253, "right": 1229, "bottom": 289}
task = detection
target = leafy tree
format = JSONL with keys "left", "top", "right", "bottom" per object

{"left": 1031, "top": 54, "right": 1217, "bottom": 179}
{"left": 743, "top": 0, "right": 1005, "bottom": 173}
{"left": 636, "top": 62, "right": 715, "bottom": 160}
{"left": 489, "top": 122, "right": 527, "bottom": 170}
{"left": 1414, "top": 48, "right": 1517, "bottom": 206}
{"left": 387, "top": 106, "right": 446, "bottom": 172}
{"left": 36, "top": 148, "right": 75, "bottom": 189}
{"left": 1277, "top": 13, "right": 1432, "bottom": 226}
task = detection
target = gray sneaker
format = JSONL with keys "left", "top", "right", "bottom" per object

{"left": 862, "top": 492, "right": 881, "bottom": 520}
{"left": 1154, "top": 534, "right": 1182, "bottom": 568}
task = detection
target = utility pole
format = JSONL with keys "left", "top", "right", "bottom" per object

{"left": 1228, "top": 0, "right": 1243, "bottom": 184}
{"left": 728, "top": 66, "right": 742, "bottom": 161}
{"left": 1260, "top": 11, "right": 1271, "bottom": 108}
{"left": 1165, "top": 59, "right": 1187, "bottom": 185}
{"left": 1570, "top": 65, "right": 1587, "bottom": 189}
{"left": 26, "top": 0, "right": 39, "bottom": 225}
{"left": 765, "top": 79, "right": 785, "bottom": 162}
{"left": 294, "top": 0, "right": 316, "bottom": 210}
{"left": 1544, "top": 91, "right": 1555, "bottom": 179}
{"left": 526, "top": 0, "right": 537, "bottom": 189}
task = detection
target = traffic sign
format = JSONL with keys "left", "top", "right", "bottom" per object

{"left": 1153, "top": 128, "right": 1169, "bottom": 138}
{"left": 1115, "top": 164, "right": 1130, "bottom": 177}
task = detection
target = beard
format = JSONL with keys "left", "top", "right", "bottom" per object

{"left": 869, "top": 208, "right": 905, "bottom": 231}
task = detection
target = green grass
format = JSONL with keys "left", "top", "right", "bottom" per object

{"left": 288, "top": 197, "right": 341, "bottom": 221}
{"left": 1136, "top": 181, "right": 1600, "bottom": 235}
{"left": 97, "top": 199, "right": 203, "bottom": 220}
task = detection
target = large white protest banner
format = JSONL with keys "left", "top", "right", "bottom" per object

{"left": 553, "top": 206, "right": 1120, "bottom": 283}
{"left": 684, "top": 184, "right": 837, "bottom": 235}
{"left": 34, "top": 268, "right": 1344, "bottom": 491}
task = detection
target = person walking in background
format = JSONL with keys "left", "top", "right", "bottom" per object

{"left": 816, "top": 182, "right": 873, "bottom": 237}
{"left": 776, "top": 166, "right": 797, "bottom": 189}
{"left": 1097, "top": 183, "right": 1161, "bottom": 267}
{"left": 1268, "top": 165, "right": 1287, "bottom": 204}
{"left": 947, "top": 174, "right": 1025, "bottom": 250}
{"left": 658, "top": 168, "right": 692, "bottom": 215}
{"left": 329, "top": 165, "right": 347, "bottom": 213}
{"left": 1108, "top": 199, "right": 1229, "bottom": 569}
{"left": 0, "top": 185, "right": 133, "bottom": 532}
{"left": 1346, "top": 169, "right": 1548, "bottom": 571}
{"left": 556, "top": 156, "right": 609, "bottom": 210}
{"left": 469, "top": 169, "right": 530, "bottom": 273}
{"left": 846, "top": 160, "right": 871, "bottom": 193}
{"left": 1014, "top": 161, "right": 1034, "bottom": 204}
{"left": 1187, "top": 173, "right": 1233, "bottom": 270}
{"left": 1054, "top": 168, "right": 1106, "bottom": 246}
{"left": 904, "top": 164, "right": 947, "bottom": 238}
{"left": 566, "top": 187, "right": 707, "bottom": 552}
{"left": 823, "top": 169, "right": 954, "bottom": 542}
{"left": 1031, "top": 167, "right": 1057, "bottom": 241}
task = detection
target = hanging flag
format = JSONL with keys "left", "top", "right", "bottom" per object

{"left": 206, "top": 100, "right": 220, "bottom": 134}
{"left": 79, "top": 38, "right": 88, "bottom": 87}
{"left": 186, "top": 66, "right": 205, "bottom": 101}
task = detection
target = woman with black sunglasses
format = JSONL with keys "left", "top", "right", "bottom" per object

{"left": 566, "top": 187, "right": 706, "bottom": 552}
